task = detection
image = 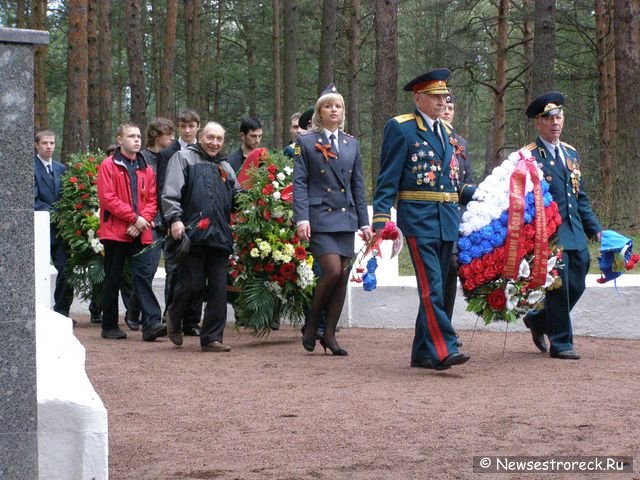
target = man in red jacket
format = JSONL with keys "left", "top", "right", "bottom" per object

{"left": 97, "top": 123, "right": 166, "bottom": 341}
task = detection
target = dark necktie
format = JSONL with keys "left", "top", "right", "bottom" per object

{"left": 554, "top": 146, "right": 563, "bottom": 167}
{"left": 329, "top": 133, "right": 338, "bottom": 155}
{"left": 433, "top": 120, "right": 443, "bottom": 148}
{"left": 46, "top": 163, "right": 54, "bottom": 179}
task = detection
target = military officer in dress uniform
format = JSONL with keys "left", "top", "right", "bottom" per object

{"left": 294, "top": 83, "right": 371, "bottom": 356}
{"left": 522, "top": 92, "right": 602, "bottom": 360}
{"left": 372, "top": 69, "right": 475, "bottom": 371}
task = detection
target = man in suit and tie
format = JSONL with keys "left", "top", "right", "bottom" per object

{"left": 522, "top": 92, "right": 602, "bottom": 360}
{"left": 372, "top": 69, "right": 475, "bottom": 371}
{"left": 34, "top": 130, "right": 74, "bottom": 320}
{"left": 157, "top": 109, "right": 203, "bottom": 337}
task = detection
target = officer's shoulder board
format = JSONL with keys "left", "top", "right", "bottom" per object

{"left": 560, "top": 141, "right": 576, "bottom": 152}
{"left": 293, "top": 144, "right": 301, "bottom": 156}
{"left": 394, "top": 113, "right": 415, "bottom": 124}
{"left": 342, "top": 131, "right": 354, "bottom": 139}
{"left": 441, "top": 119, "right": 453, "bottom": 134}
{"left": 524, "top": 142, "right": 537, "bottom": 151}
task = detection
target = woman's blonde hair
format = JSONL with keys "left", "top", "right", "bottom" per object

{"left": 311, "top": 92, "right": 346, "bottom": 132}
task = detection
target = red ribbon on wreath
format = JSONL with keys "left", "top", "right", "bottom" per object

{"left": 314, "top": 142, "right": 337, "bottom": 162}
{"left": 502, "top": 150, "right": 548, "bottom": 288}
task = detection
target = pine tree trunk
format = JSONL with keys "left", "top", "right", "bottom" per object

{"left": 213, "top": 0, "right": 224, "bottom": 119}
{"left": 158, "top": 0, "right": 177, "bottom": 119}
{"left": 98, "top": 0, "right": 112, "bottom": 151}
{"left": 240, "top": 14, "right": 257, "bottom": 117}
{"left": 88, "top": 0, "right": 100, "bottom": 150}
{"left": 283, "top": 0, "right": 298, "bottom": 136}
{"left": 371, "top": 0, "right": 398, "bottom": 192}
{"left": 522, "top": 0, "right": 534, "bottom": 140}
{"left": 531, "top": 0, "right": 555, "bottom": 95}
{"left": 185, "top": 0, "right": 201, "bottom": 110}
{"left": 317, "top": 0, "right": 337, "bottom": 95}
{"left": 612, "top": 0, "right": 640, "bottom": 229}
{"left": 346, "top": 0, "right": 360, "bottom": 137}
{"left": 62, "top": 0, "right": 89, "bottom": 161}
{"left": 16, "top": 0, "right": 26, "bottom": 27}
{"left": 33, "top": 0, "right": 48, "bottom": 131}
{"left": 596, "top": 0, "right": 616, "bottom": 222}
{"left": 150, "top": 0, "right": 161, "bottom": 118}
{"left": 272, "top": 0, "right": 283, "bottom": 149}
{"left": 490, "top": 0, "right": 508, "bottom": 170}
{"left": 125, "top": 0, "right": 147, "bottom": 132}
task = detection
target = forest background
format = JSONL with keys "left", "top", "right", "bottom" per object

{"left": 1, "top": 0, "right": 638, "bottom": 231}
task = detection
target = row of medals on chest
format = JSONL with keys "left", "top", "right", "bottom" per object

{"left": 544, "top": 158, "right": 581, "bottom": 194}
{"left": 410, "top": 142, "right": 452, "bottom": 187}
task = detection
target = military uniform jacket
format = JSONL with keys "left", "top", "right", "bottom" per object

{"left": 372, "top": 110, "right": 474, "bottom": 241}
{"left": 527, "top": 137, "right": 601, "bottom": 250}
{"left": 293, "top": 129, "right": 369, "bottom": 233}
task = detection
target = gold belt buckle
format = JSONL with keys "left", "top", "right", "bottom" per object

{"left": 442, "top": 192, "right": 450, "bottom": 202}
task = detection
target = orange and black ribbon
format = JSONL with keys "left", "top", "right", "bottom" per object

{"left": 314, "top": 142, "right": 337, "bottom": 162}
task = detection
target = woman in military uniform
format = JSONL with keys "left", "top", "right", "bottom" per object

{"left": 293, "top": 84, "right": 371, "bottom": 356}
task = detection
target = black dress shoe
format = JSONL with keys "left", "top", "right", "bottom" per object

{"left": 101, "top": 328, "right": 127, "bottom": 340}
{"left": 142, "top": 323, "right": 167, "bottom": 342}
{"left": 124, "top": 313, "right": 141, "bottom": 331}
{"left": 410, "top": 358, "right": 440, "bottom": 369}
{"left": 90, "top": 313, "right": 102, "bottom": 324}
{"left": 523, "top": 315, "right": 548, "bottom": 352}
{"left": 436, "top": 352, "right": 470, "bottom": 370}
{"left": 550, "top": 349, "right": 580, "bottom": 360}
{"left": 182, "top": 326, "right": 201, "bottom": 336}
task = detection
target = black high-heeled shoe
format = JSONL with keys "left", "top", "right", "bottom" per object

{"left": 302, "top": 335, "right": 317, "bottom": 352}
{"left": 319, "top": 337, "right": 348, "bottom": 356}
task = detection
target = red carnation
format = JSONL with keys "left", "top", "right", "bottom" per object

{"left": 280, "top": 184, "right": 293, "bottom": 203}
{"left": 69, "top": 177, "right": 78, "bottom": 184}
{"left": 262, "top": 184, "right": 274, "bottom": 195}
{"left": 267, "top": 164, "right": 277, "bottom": 174}
{"left": 268, "top": 173, "right": 276, "bottom": 182}
{"left": 87, "top": 171, "right": 94, "bottom": 178}
{"left": 264, "top": 263, "right": 275, "bottom": 273}
{"left": 274, "top": 216, "right": 284, "bottom": 224}
{"left": 197, "top": 218, "right": 210, "bottom": 230}
{"left": 75, "top": 229, "right": 82, "bottom": 236}
{"left": 276, "top": 276, "right": 286, "bottom": 286}
{"left": 253, "top": 264, "right": 263, "bottom": 272}
{"left": 81, "top": 193, "right": 90, "bottom": 199}
{"left": 263, "top": 210, "right": 271, "bottom": 221}
{"left": 280, "top": 262, "right": 296, "bottom": 278}
{"left": 230, "top": 270, "right": 239, "bottom": 279}
{"left": 78, "top": 184, "right": 85, "bottom": 190}
{"left": 381, "top": 221, "right": 399, "bottom": 240}
{"left": 487, "top": 288, "right": 507, "bottom": 311}
{"left": 75, "top": 162, "right": 82, "bottom": 169}
{"left": 294, "top": 245, "right": 307, "bottom": 260}
{"left": 75, "top": 203, "right": 82, "bottom": 210}
{"left": 257, "top": 199, "right": 267, "bottom": 207}
{"left": 523, "top": 224, "right": 535, "bottom": 239}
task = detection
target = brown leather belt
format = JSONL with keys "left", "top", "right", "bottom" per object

{"left": 398, "top": 191, "right": 459, "bottom": 203}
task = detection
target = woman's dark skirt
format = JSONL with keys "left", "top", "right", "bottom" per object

{"left": 310, "top": 231, "right": 355, "bottom": 258}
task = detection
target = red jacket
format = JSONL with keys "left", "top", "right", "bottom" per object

{"left": 97, "top": 149, "right": 158, "bottom": 244}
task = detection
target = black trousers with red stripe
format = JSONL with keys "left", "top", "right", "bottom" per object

{"left": 406, "top": 236, "right": 460, "bottom": 362}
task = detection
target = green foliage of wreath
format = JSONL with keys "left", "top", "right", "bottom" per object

{"left": 51, "top": 151, "right": 105, "bottom": 303}
{"left": 230, "top": 150, "right": 316, "bottom": 337}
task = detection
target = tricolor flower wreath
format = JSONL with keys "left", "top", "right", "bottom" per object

{"left": 457, "top": 149, "right": 564, "bottom": 324}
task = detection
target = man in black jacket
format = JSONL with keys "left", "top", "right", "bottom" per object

{"left": 157, "top": 109, "right": 203, "bottom": 336}
{"left": 162, "top": 122, "right": 240, "bottom": 352}
{"left": 226, "top": 116, "right": 263, "bottom": 173}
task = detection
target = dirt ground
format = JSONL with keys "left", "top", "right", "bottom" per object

{"left": 73, "top": 316, "right": 640, "bottom": 480}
